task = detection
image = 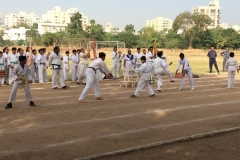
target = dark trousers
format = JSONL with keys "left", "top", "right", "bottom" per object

{"left": 209, "top": 59, "right": 219, "bottom": 73}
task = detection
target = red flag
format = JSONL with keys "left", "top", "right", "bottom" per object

{"left": 92, "top": 37, "right": 97, "bottom": 59}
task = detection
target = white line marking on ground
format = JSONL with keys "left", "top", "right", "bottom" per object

{"left": 0, "top": 113, "right": 238, "bottom": 155}
{"left": 74, "top": 126, "right": 240, "bottom": 160}
{"left": 1, "top": 99, "right": 240, "bottom": 134}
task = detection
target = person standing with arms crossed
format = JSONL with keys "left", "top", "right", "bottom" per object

{"left": 207, "top": 46, "right": 220, "bottom": 74}
{"left": 221, "top": 47, "right": 230, "bottom": 72}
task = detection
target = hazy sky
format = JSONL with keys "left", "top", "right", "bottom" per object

{"left": 0, "top": 0, "right": 239, "bottom": 30}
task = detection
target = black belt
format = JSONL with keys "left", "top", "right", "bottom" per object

{"left": 40, "top": 63, "right": 46, "bottom": 65}
{"left": 210, "top": 58, "right": 216, "bottom": 59}
{"left": 88, "top": 67, "right": 96, "bottom": 73}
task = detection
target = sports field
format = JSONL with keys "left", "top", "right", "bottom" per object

{"left": 1, "top": 73, "right": 240, "bottom": 160}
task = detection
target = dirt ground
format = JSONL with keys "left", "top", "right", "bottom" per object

{"left": 0, "top": 74, "right": 240, "bottom": 160}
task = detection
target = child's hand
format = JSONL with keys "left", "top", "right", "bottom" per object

{"left": 17, "top": 77, "right": 22, "bottom": 81}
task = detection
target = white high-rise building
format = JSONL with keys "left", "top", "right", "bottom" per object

{"left": 146, "top": 15, "right": 173, "bottom": 32}
{"left": 42, "top": 6, "right": 89, "bottom": 29}
{"left": 4, "top": 11, "right": 41, "bottom": 27}
{"left": 193, "top": 0, "right": 221, "bottom": 29}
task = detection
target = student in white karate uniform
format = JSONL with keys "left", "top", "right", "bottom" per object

{"left": 35, "top": 49, "right": 47, "bottom": 83}
{"left": 111, "top": 47, "right": 119, "bottom": 78}
{"left": 130, "top": 56, "right": 155, "bottom": 98}
{"left": 17, "top": 48, "right": 24, "bottom": 56}
{"left": 29, "top": 49, "right": 39, "bottom": 83}
{"left": 176, "top": 53, "right": 195, "bottom": 91}
{"left": 71, "top": 50, "right": 78, "bottom": 81}
{"left": 3, "top": 47, "right": 9, "bottom": 84}
{"left": 116, "top": 51, "right": 125, "bottom": 78}
{"left": 25, "top": 47, "right": 30, "bottom": 57}
{"left": 146, "top": 47, "right": 155, "bottom": 79}
{"left": 77, "top": 48, "right": 90, "bottom": 84}
{"left": 8, "top": 47, "right": 19, "bottom": 84}
{"left": 225, "top": 52, "right": 239, "bottom": 89}
{"left": 0, "top": 51, "right": 5, "bottom": 85}
{"left": 161, "top": 51, "right": 174, "bottom": 82}
{"left": 49, "top": 46, "right": 69, "bottom": 89}
{"left": 5, "top": 56, "right": 36, "bottom": 109}
{"left": 153, "top": 51, "right": 167, "bottom": 92}
{"left": 78, "top": 52, "right": 113, "bottom": 103}
{"left": 124, "top": 50, "right": 135, "bottom": 76}
{"left": 134, "top": 47, "right": 144, "bottom": 69}
{"left": 63, "top": 51, "right": 70, "bottom": 81}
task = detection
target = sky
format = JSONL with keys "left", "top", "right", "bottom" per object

{"left": 0, "top": 0, "right": 239, "bottom": 31}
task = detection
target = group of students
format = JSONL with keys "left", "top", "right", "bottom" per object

{"left": 1, "top": 46, "right": 239, "bottom": 108}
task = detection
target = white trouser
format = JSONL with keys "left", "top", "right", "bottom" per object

{"left": 79, "top": 68, "right": 100, "bottom": 100}
{"left": 72, "top": 65, "right": 78, "bottom": 81}
{"left": 134, "top": 79, "right": 154, "bottom": 96}
{"left": 8, "top": 67, "right": 15, "bottom": 84}
{"left": 164, "top": 68, "right": 173, "bottom": 81}
{"left": 52, "top": 69, "right": 65, "bottom": 88}
{"left": 112, "top": 62, "right": 118, "bottom": 77}
{"left": 4, "top": 66, "right": 9, "bottom": 83}
{"left": 116, "top": 63, "right": 122, "bottom": 78}
{"left": 63, "top": 67, "right": 68, "bottom": 81}
{"left": 0, "top": 77, "right": 4, "bottom": 85}
{"left": 38, "top": 64, "right": 47, "bottom": 83}
{"left": 31, "top": 64, "right": 39, "bottom": 82}
{"left": 77, "top": 64, "right": 88, "bottom": 83}
{"left": 9, "top": 81, "right": 32, "bottom": 103}
{"left": 156, "top": 73, "right": 163, "bottom": 90}
{"left": 228, "top": 71, "right": 235, "bottom": 87}
{"left": 180, "top": 70, "right": 194, "bottom": 88}
{"left": 148, "top": 62, "right": 154, "bottom": 78}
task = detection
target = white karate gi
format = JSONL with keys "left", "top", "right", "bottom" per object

{"left": 176, "top": 58, "right": 194, "bottom": 90}
{"left": 3, "top": 52, "right": 9, "bottom": 83}
{"left": 8, "top": 53, "right": 19, "bottom": 84}
{"left": 162, "top": 54, "right": 173, "bottom": 81}
{"left": 124, "top": 55, "right": 135, "bottom": 76}
{"left": 35, "top": 54, "right": 47, "bottom": 83}
{"left": 71, "top": 54, "right": 79, "bottom": 81}
{"left": 77, "top": 52, "right": 89, "bottom": 83}
{"left": 0, "top": 56, "right": 5, "bottom": 85}
{"left": 49, "top": 52, "right": 66, "bottom": 88}
{"left": 63, "top": 55, "right": 70, "bottom": 81}
{"left": 111, "top": 51, "right": 119, "bottom": 77}
{"left": 116, "top": 55, "right": 125, "bottom": 78}
{"left": 78, "top": 58, "right": 111, "bottom": 100}
{"left": 30, "top": 54, "right": 39, "bottom": 83}
{"left": 225, "top": 57, "right": 239, "bottom": 88}
{"left": 134, "top": 52, "right": 144, "bottom": 69}
{"left": 146, "top": 52, "right": 155, "bottom": 78}
{"left": 134, "top": 62, "right": 154, "bottom": 96}
{"left": 154, "top": 57, "right": 167, "bottom": 91}
{"left": 8, "top": 64, "right": 33, "bottom": 103}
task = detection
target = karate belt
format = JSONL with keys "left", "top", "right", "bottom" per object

{"left": 19, "top": 75, "right": 26, "bottom": 90}
{"left": 11, "top": 62, "right": 18, "bottom": 64}
{"left": 0, "top": 70, "right": 6, "bottom": 77}
{"left": 88, "top": 67, "right": 96, "bottom": 74}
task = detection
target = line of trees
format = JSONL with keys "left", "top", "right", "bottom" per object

{"left": 1, "top": 11, "right": 240, "bottom": 50}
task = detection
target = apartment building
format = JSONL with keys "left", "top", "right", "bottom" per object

{"left": 193, "top": 0, "right": 221, "bottom": 29}
{"left": 4, "top": 11, "right": 41, "bottom": 27}
{"left": 146, "top": 15, "right": 173, "bottom": 32}
{"left": 42, "top": 6, "right": 89, "bottom": 29}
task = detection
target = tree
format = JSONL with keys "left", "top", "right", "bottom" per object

{"left": 41, "top": 32, "right": 57, "bottom": 46}
{"left": 173, "top": 11, "right": 212, "bottom": 49}
{"left": 32, "top": 23, "right": 38, "bottom": 29}
{"left": 67, "top": 12, "right": 83, "bottom": 36}
{"left": 124, "top": 24, "right": 135, "bottom": 33}
{"left": 86, "top": 19, "right": 105, "bottom": 41}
